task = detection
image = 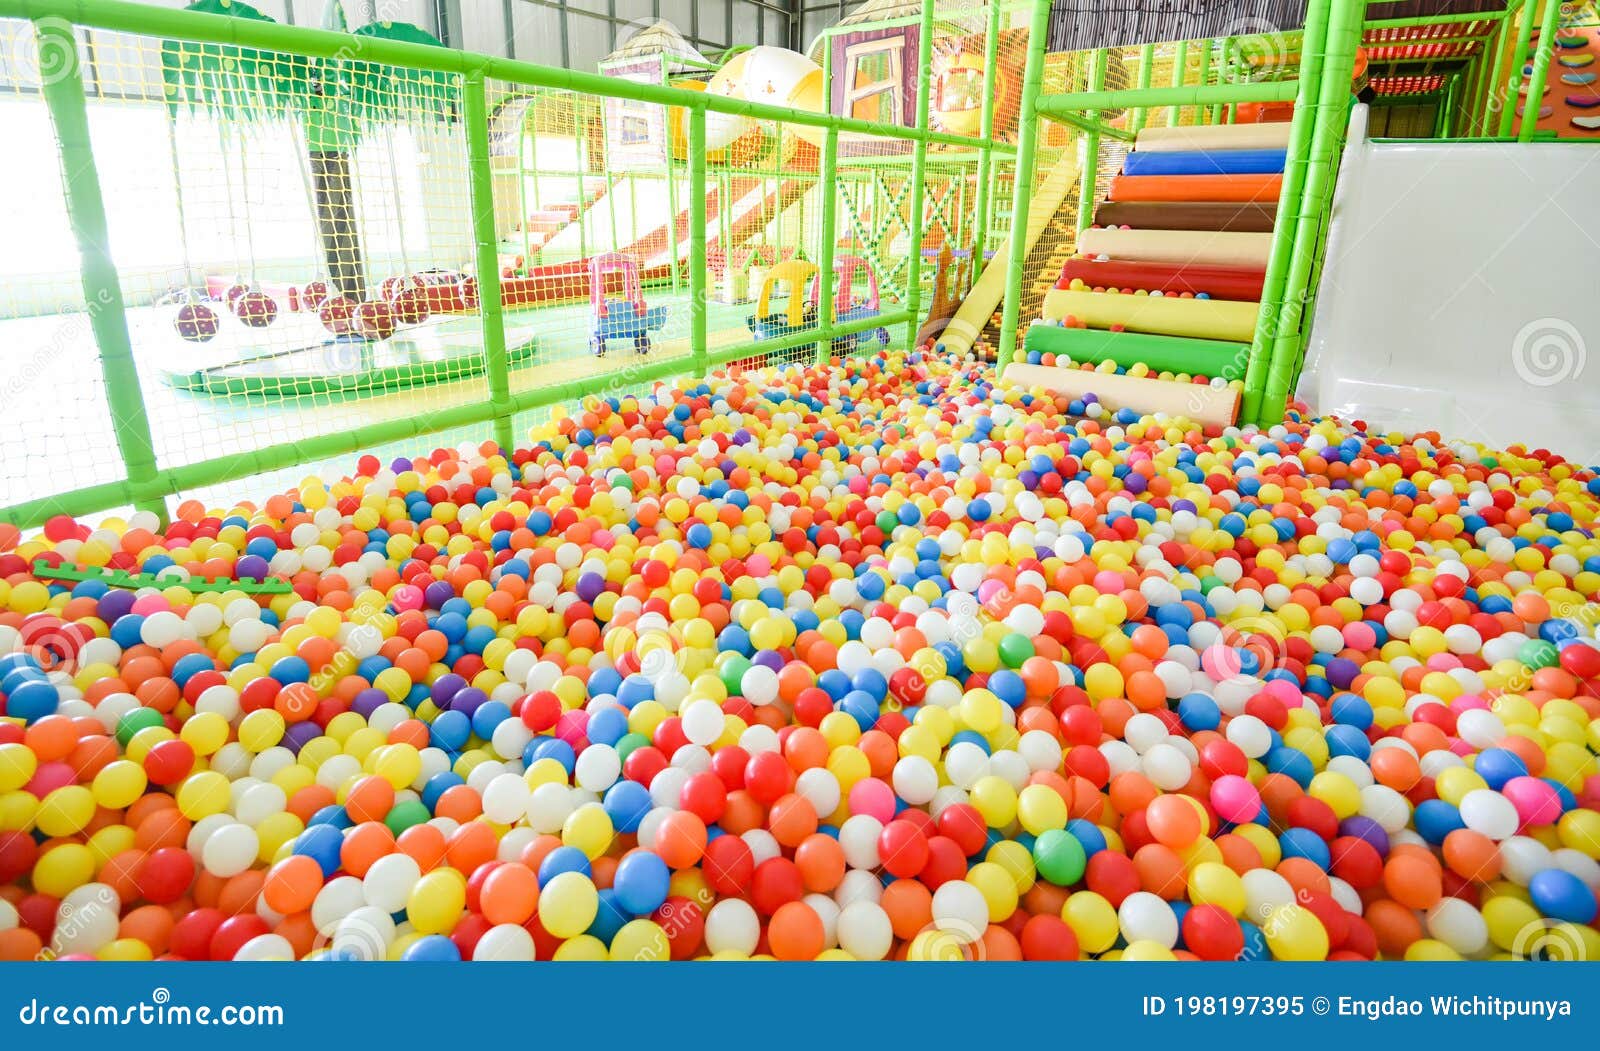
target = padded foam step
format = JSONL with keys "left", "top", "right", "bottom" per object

{"left": 1122, "top": 148, "right": 1287, "bottom": 176}
{"left": 1005, "top": 357, "right": 1241, "bottom": 426}
{"left": 1077, "top": 227, "right": 1274, "bottom": 269}
{"left": 1024, "top": 321, "right": 1250, "bottom": 380}
{"left": 1042, "top": 288, "right": 1260, "bottom": 343}
{"left": 1109, "top": 173, "right": 1283, "bottom": 203}
{"left": 1057, "top": 258, "right": 1266, "bottom": 301}
{"left": 1132, "top": 123, "right": 1295, "bottom": 152}
{"left": 1094, "top": 201, "right": 1277, "bottom": 232}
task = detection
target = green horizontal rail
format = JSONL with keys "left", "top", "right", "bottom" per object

{"left": 0, "top": 0, "right": 1007, "bottom": 153}
{"left": 1035, "top": 79, "right": 1298, "bottom": 117}
{"left": 0, "top": 308, "right": 916, "bottom": 530}
{"left": 1044, "top": 109, "right": 1136, "bottom": 143}
{"left": 1364, "top": 11, "right": 1511, "bottom": 28}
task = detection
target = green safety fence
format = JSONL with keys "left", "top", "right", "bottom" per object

{"left": 0, "top": 0, "right": 1024, "bottom": 531}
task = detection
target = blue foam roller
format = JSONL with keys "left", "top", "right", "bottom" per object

{"left": 1122, "top": 148, "right": 1287, "bottom": 177}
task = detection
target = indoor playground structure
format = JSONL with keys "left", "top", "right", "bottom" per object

{"left": 3, "top": 0, "right": 1600, "bottom": 969}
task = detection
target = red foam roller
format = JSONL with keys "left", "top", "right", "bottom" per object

{"left": 1056, "top": 259, "right": 1266, "bottom": 302}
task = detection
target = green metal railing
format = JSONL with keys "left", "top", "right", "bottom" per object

{"left": 0, "top": 0, "right": 1006, "bottom": 530}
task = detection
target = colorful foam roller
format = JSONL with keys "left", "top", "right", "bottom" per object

{"left": 1042, "top": 288, "right": 1261, "bottom": 344}
{"left": 1056, "top": 258, "right": 1267, "bottom": 302}
{"left": 1131, "top": 123, "right": 1295, "bottom": 152}
{"left": 1077, "top": 227, "right": 1275, "bottom": 269}
{"left": 1108, "top": 174, "right": 1284, "bottom": 204}
{"left": 1003, "top": 359, "right": 1241, "bottom": 427}
{"left": 1093, "top": 201, "right": 1278, "bottom": 233}
{"left": 1122, "top": 149, "right": 1288, "bottom": 177}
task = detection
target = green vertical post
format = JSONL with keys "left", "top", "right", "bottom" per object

{"left": 464, "top": 73, "right": 516, "bottom": 452}
{"left": 1475, "top": 10, "right": 1512, "bottom": 136}
{"left": 1211, "top": 37, "right": 1234, "bottom": 123}
{"left": 1168, "top": 40, "right": 1190, "bottom": 125}
{"left": 816, "top": 126, "right": 839, "bottom": 364}
{"left": 1076, "top": 49, "right": 1106, "bottom": 236}
{"left": 1519, "top": 0, "right": 1562, "bottom": 141}
{"left": 1131, "top": 43, "right": 1155, "bottom": 135}
{"left": 573, "top": 112, "right": 587, "bottom": 261}
{"left": 1459, "top": 32, "right": 1486, "bottom": 134}
{"left": 1257, "top": 0, "right": 1364, "bottom": 425}
{"left": 689, "top": 107, "right": 708, "bottom": 377}
{"left": 1239, "top": 0, "right": 1331, "bottom": 423}
{"left": 1438, "top": 76, "right": 1459, "bottom": 136}
{"left": 1499, "top": 0, "right": 1540, "bottom": 137}
{"left": 1482, "top": 2, "right": 1522, "bottom": 136}
{"left": 598, "top": 102, "right": 619, "bottom": 253}
{"left": 995, "top": 0, "right": 1054, "bottom": 374}
{"left": 972, "top": 0, "right": 1002, "bottom": 265}
{"left": 32, "top": 17, "right": 166, "bottom": 520}
{"left": 666, "top": 154, "right": 682, "bottom": 293}
{"left": 902, "top": 0, "right": 935, "bottom": 351}
{"left": 1197, "top": 39, "right": 1214, "bottom": 123}
{"left": 1470, "top": 29, "right": 1498, "bottom": 134}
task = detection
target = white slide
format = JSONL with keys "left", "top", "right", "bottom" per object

{"left": 1299, "top": 105, "right": 1600, "bottom": 461}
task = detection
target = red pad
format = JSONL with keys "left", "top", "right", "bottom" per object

{"left": 1056, "top": 259, "right": 1266, "bottom": 302}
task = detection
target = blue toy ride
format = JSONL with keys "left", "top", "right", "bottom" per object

{"left": 589, "top": 252, "right": 666, "bottom": 356}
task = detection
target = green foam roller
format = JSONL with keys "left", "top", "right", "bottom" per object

{"left": 32, "top": 561, "right": 292, "bottom": 595}
{"left": 1023, "top": 323, "right": 1251, "bottom": 381}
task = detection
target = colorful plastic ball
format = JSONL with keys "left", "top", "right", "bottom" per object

{"left": 538, "top": 871, "right": 599, "bottom": 939}
{"left": 1262, "top": 904, "right": 1330, "bottom": 961}
{"left": 1210, "top": 775, "right": 1261, "bottom": 825}
{"left": 1528, "top": 869, "right": 1598, "bottom": 924}
{"left": 1033, "top": 828, "right": 1087, "bottom": 886}
{"left": 612, "top": 851, "right": 671, "bottom": 916}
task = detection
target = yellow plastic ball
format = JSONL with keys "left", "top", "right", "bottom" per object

{"left": 0, "top": 742, "right": 38, "bottom": 792}
{"left": 1062, "top": 891, "right": 1119, "bottom": 954}
{"left": 561, "top": 804, "right": 614, "bottom": 861}
{"left": 175, "top": 771, "right": 231, "bottom": 820}
{"left": 539, "top": 871, "right": 600, "bottom": 939}
{"left": 1188, "top": 861, "right": 1246, "bottom": 916}
{"left": 33, "top": 843, "right": 95, "bottom": 898}
{"left": 1016, "top": 783, "right": 1069, "bottom": 835}
{"left": 609, "top": 919, "right": 670, "bottom": 961}
{"left": 91, "top": 760, "right": 148, "bottom": 810}
{"left": 969, "top": 776, "right": 1018, "bottom": 828}
{"left": 406, "top": 869, "right": 467, "bottom": 935}
{"left": 1263, "top": 904, "right": 1329, "bottom": 961}
{"left": 965, "top": 861, "right": 1019, "bottom": 922}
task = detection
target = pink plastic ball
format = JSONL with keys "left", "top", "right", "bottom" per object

{"left": 1501, "top": 776, "right": 1562, "bottom": 827}
{"left": 392, "top": 585, "right": 425, "bottom": 612}
{"left": 1210, "top": 774, "right": 1261, "bottom": 825}
{"left": 847, "top": 778, "right": 895, "bottom": 823}
{"left": 130, "top": 595, "right": 172, "bottom": 616}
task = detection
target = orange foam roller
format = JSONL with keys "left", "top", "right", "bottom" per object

{"left": 1109, "top": 174, "right": 1284, "bottom": 203}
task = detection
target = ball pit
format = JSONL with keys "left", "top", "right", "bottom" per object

{"left": 2, "top": 349, "right": 1600, "bottom": 961}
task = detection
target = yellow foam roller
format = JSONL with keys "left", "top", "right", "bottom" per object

{"left": 1042, "top": 289, "right": 1260, "bottom": 343}
{"left": 1133, "top": 123, "right": 1294, "bottom": 152}
{"left": 1077, "top": 228, "right": 1273, "bottom": 269}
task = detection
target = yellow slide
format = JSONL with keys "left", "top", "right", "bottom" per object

{"left": 937, "top": 152, "right": 1082, "bottom": 357}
